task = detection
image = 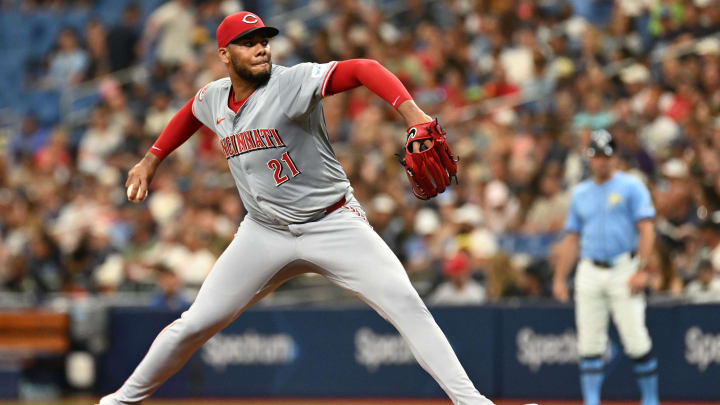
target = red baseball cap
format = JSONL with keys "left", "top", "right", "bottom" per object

{"left": 443, "top": 252, "right": 470, "bottom": 276}
{"left": 216, "top": 11, "right": 279, "bottom": 48}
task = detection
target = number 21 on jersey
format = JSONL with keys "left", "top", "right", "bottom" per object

{"left": 267, "top": 152, "right": 300, "bottom": 186}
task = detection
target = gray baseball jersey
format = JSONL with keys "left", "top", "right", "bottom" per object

{"left": 191, "top": 62, "right": 351, "bottom": 225}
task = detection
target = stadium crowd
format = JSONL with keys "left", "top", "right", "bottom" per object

{"left": 1, "top": 0, "right": 720, "bottom": 307}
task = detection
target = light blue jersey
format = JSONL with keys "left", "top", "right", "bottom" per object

{"left": 565, "top": 171, "right": 655, "bottom": 261}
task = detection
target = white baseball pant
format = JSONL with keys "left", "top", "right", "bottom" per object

{"left": 102, "top": 196, "right": 492, "bottom": 405}
{"left": 574, "top": 253, "right": 652, "bottom": 358}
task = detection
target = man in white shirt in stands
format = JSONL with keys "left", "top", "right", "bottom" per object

{"left": 429, "top": 251, "right": 486, "bottom": 306}
{"left": 685, "top": 260, "right": 720, "bottom": 303}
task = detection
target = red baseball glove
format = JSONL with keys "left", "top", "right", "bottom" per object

{"left": 399, "top": 119, "right": 458, "bottom": 200}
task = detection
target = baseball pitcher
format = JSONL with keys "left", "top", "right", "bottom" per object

{"left": 98, "top": 11, "right": 492, "bottom": 405}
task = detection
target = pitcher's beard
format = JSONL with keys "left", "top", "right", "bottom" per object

{"left": 232, "top": 58, "right": 272, "bottom": 86}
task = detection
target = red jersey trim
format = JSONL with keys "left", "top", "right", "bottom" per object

{"left": 320, "top": 61, "right": 339, "bottom": 98}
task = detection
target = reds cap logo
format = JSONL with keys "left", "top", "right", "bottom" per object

{"left": 216, "top": 11, "right": 279, "bottom": 48}
{"left": 242, "top": 14, "right": 258, "bottom": 24}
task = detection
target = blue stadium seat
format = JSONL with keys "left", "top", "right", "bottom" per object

{"left": 61, "top": 8, "right": 92, "bottom": 33}
{"left": 96, "top": 0, "right": 131, "bottom": 26}
{"left": 23, "top": 90, "right": 62, "bottom": 126}
{"left": 497, "top": 233, "right": 562, "bottom": 258}
{"left": 27, "top": 11, "right": 63, "bottom": 58}
{"left": 0, "top": 10, "right": 31, "bottom": 48}
{"left": 0, "top": 48, "right": 27, "bottom": 109}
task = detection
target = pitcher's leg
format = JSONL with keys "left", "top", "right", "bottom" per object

{"left": 107, "top": 219, "right": 293, "bottom": 404}
{"left": 299, "top": 211, "right": 492, "bottom": 405}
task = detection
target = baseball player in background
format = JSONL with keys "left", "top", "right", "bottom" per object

{"left": 98, "top": 11, "right": 493, "bottom": 405}
{"left": 553, "top": 129, "right": 659, "bottom": 405}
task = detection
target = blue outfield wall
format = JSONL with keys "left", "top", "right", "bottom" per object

{"left": 98, "top": 303, "right": 720, "bottom": 401}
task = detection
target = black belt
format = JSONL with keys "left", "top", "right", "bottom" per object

{"left": 591, "top": 251, "right": 636, "bottom": 269}
{"left": 592, "top": 259, "right": 613, "bottom": 268}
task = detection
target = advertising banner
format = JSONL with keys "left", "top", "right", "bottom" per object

{"left": 98, "top": 304, "right": 720, "bottom": 400}
{"left": 99, "top": 306, "right": 496, "bottom": 398}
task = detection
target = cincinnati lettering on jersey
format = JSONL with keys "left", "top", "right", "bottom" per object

{"left": 220, "top": 128, "right": 286, "bottom": 159}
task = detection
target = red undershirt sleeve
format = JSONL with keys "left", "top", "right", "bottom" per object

{"left": 324, "top": 59, "right": 412, "bottom": 109}
{"left": 148, "top": 97, "right": 203, "bottom": 160}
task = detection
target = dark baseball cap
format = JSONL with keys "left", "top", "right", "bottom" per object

{"left": 216, "top": 11, "right": 279, "bottom": 48}
{"left": 588, "top": 129, "right": 617, "bottom": 157}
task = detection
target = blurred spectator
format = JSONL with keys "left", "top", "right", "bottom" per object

{"left": 34, "top": 127, "right": 72, "bottom": 172}
{"left": 482, "top": 179, "right": 520, "bottom": 233}
{"left": 147, "top": 228, "right": 216, "bottom": 287}
{"left": 147, "top": 175, "right": 184, "bottom": 226}
{"left": 150, "top": 265, "right": 191, "bottom": 310}
{"left": 77, "top": 107, "right": 123, "bottom": 174}
{"left": 85, "top": 18, "right": 110, "bottom": 79}
{"left": 26, "top": 228, "right": 64, "bottom": 295}
{"left": 144, "top": 90, "right": 176, "bottom": 138}
{"left": 483, "top": 65, "right": 519, "bottom": 99}
{"left": 428, "top": 251, "right": 485, "bottom": 306}
{"left": 572, "top": 93, "right": 615, "bottom": 130}
{"left": 613, "top": 122, "right": 655, "bottom": 177}
{"left": 452, "top": 203, "right": 497, "bottom": 265}
{"left": 648, "top": 1, "right": 685, "bottom": 47}
{"left": 698, "top": 215, "right": 720, "bottom": 272}
{"left": 142, "top": 0, "right": 195, "bottom": 66}
{"left": 655, "top": 158, "right": 700, "bottom": 273}
{"left": 523, "top": 173, "right": 569, "bottom": 233}
{"left": 46, "top": 27, "right": 88, "bottom": 87}
{"left": 10, "top": 114, "right": 50, "bottom": 161}
{"left": 392, "top": 0, "right": 446, "bottom": 33}
{"left": 66, "top": 230, "right": 116, "bottom": 292}
{"left": 499, "top": 26, "right": 536, "bottom": 87}
{"left": 404, "top": 208, "right": 443, "bottom": 275}
{"left": 486, "top": 254, "right": 517, "bottom": 299}
{"left": 101, "top": 79, "right": 135, "bottom": 135}
{"left": 107, "top": 3, "right": 141, "bottom": 72}
{"left": 684, "top": 260, "right": 720, "bottom": 303}
{"left": 368, "top": 194, "right": 405, "bottom": 255}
